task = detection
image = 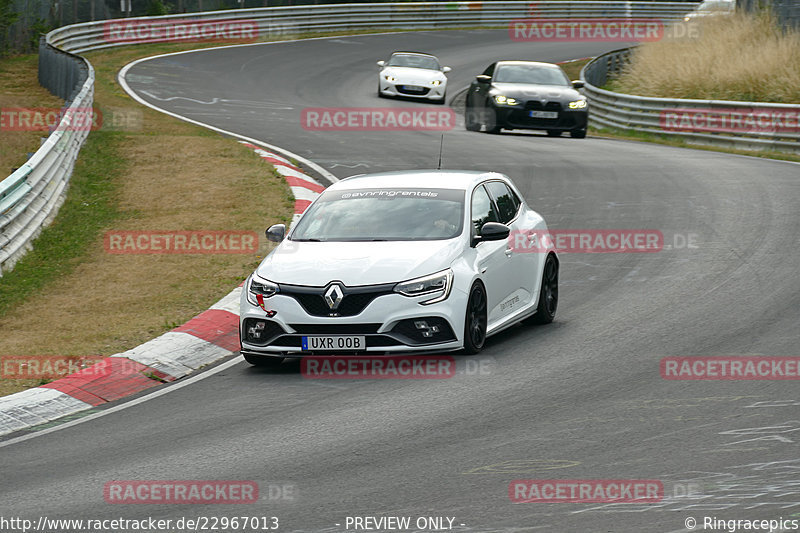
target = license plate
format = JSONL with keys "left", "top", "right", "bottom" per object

{"left": 400, "top": 85, "right": 422, "bottom": 91}
{"left": 529, "top": 111, "right": 558, "bottom": 119}
{"left": 301, "top": 335, "right": 366, "bottom": 351}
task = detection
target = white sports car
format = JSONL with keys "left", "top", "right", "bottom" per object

{"left": 377, "top": 51, "right": 451, "bottom": 104}
{"left": 239, "top": 170, "right": 558, "bottom": 366}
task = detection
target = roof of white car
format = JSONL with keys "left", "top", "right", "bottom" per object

{"left": 335, "top": 169, "right": 507, "bottom": 191}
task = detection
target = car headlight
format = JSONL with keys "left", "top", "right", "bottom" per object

{"left": 246, "top": 274, "right": 279, "bottom": 307}
{"left": 394, "top": 269, "right": 453, "bottom": 305}
{"left": 494, "top": 95, "right": 519, "bottom": 106}
{"left": 431, "top": 80, "right": 442, "bottom": 86}
{"left": 569, "top": 99, "right": 588, "bottom": 109}
{"left": 384, "top": 75, "right": 397, "bottom": 82}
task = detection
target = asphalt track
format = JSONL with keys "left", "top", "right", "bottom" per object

{"left": 3, "top": 30, "right": 800, "bottom": 532}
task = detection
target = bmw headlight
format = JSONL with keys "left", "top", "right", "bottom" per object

{"left": 384, "top": 75, "right": 397, "bottom": 82}
{"left": 246, "top": 273, "right": 279, "bottom": 307}
{"left": 394, "top": 269, "right": 453, "bottom": 305}
{"left": 431, "top": 80, "right": 442, "bottom": 86}
{"left": 569, "top": 99, "right": 588, "bottom": 109}
{"left": 494, "top": 95, "right": 519, "bottom": 106}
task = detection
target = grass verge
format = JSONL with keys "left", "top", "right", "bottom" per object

{"left": 0, "top": 41, "right": 294, "bottom": 397}
{"left": 610, "top": 12, "right": 800, "bottom": 102}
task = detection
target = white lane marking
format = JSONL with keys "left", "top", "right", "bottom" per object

{"left": 0, "top": 356, "right": 245, "bottom": 449}
{"left": 139, "top": 91, "right": 220, "bottom": 104}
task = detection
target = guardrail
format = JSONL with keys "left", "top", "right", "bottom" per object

{"left": 0, "top": 40, "right": 93, "bottom": 276}
{"left": 581, "top": 47, "right": 800, "bottom": 154}
{"left": 1, "top": 1, "right": 699, "bottom": 276}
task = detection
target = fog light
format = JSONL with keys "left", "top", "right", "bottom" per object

{"left": 248, "top": 321, "right": 266, "bottom": 340}
{"left": 415, "top": 320, "right": 441, "bottom": 338}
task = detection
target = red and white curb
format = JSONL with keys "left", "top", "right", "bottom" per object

{"left": 0, "top": 145, "right": 325, "bottom": 437}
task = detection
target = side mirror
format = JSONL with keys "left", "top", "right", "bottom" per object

{"left": 376, "top": 60, "right": 385, "bottom": 67}
{"left": 266, "top": 223, "right": 286, "bottom": 243}
{"left": 572, "top": 80, "right": 585, "bottom": 89}
{"left": 475, "top": 74, "right": 492, "bottom": 84}
{"left": 473, "top": 222, "right": 510, "bottom": 246}
{"left": 442, "top": 66, "right": 452, "bottom": 73}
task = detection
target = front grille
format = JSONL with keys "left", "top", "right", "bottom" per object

{"left": 396, "top": 85, "right": 430, "bottom": 96}
{"left": 525, "top": 101, "right": 562, "bottom": 112}
{"left": 280, "top": 282, "right": 394, "bottom": 317}
{"left": 289, "top": 323, "right": 381, "bottom": 335}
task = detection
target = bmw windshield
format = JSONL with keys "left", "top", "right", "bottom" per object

{"left": 495, "top": 64, "right": 571, "bottom": 86}
{"left": 291, "top": 188, "right": 465, "bottom": 241}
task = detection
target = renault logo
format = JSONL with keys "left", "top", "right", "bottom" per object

{"left": 324, "top": 284, "right": 344, "bottom": 310}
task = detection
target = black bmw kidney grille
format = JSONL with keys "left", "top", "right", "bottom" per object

{"left": 525, "top": 101, "right": 562, "bottom": 111}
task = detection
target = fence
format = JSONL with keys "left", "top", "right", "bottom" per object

{"left": 581, "top": 47, "right": 800, "bottom": 154}
{"left": 1, "top": 1, "right": 699, "bottom": 276}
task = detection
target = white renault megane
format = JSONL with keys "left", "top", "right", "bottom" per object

{"left": 377, "top": 51, "right": 450, "bottom": 104}
{"left": 239, "top": 170, "right": 558, "bottom": 366}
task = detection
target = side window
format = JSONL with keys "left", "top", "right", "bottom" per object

{"left": 485, "top": 181, "right": 520, "bottom": 224}
{"left": 471, "top": 185, "right": 499, "bottom": 237}
{"left": 482, "top": 63, "right": 495, "bottom": 77}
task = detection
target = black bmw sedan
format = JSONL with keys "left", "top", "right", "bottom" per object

{"left": 465, "top": 61, "right": 588, "bottom": 138}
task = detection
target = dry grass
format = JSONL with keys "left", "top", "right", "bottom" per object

{"left": 0, "top": 55, "right": 65, "bottom": 176}
{"left": 613, "top": 12, "right": 800, "bottom": 103}
{"left": 0, "top": 44, "right": 294, "bottom": 397}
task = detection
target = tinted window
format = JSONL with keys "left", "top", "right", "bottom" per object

{"left": 485, "top": 181, "right": 520, "bottom": 224}
{"left": 471, "top": 185, "right": 499, "bottom": 237}
{"left": 291, "top": 188, "right": 464, "bottom": 241}
{"left": 494, "top": 64, "right": 570, "bottom": 86}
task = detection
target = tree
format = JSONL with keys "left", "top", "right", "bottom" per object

{"left": 0, "top": 0, "right": 19, "bottom": 56}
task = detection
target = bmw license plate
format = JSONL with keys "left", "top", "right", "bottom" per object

{"left": 302, "top": 335, "right": 366, "bottom": 351}
{"left": 529, "top": 110, "right": 558, "bottom": 119}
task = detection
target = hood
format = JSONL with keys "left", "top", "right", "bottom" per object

{"left": 256, "top": 239, "right": 463, "bottom": 286}
{"left": 383, "top": 67, "right": 446, "bottom": 83}
{"left": 491, "top": 82, "right": 581, "bottom": 102}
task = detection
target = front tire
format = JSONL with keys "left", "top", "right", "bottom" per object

{"left": 530, "top": 254, "right": 558, "bottom": 324}
{"left": 546, "top": 129, "right": 561, "bottom": 137}
{"left": 463, "top": 281, "right": 488, "bottom": 354}
{"left": 465, "top": 99, "right": 481, "bottom": 131}
{"left": 243, "top": 353, "right": 285, "bottom": 368}
{"left": 570, "top": 128, "right": 587, "bottom": 139}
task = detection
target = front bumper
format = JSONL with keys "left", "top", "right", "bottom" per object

{"left": 379, "top": 81, "right": 446, "bottom": 101}
{"left": 493, "top": 105, "right": 587, "bottom": 132}
{"left": 239, "top": 288, "right": 466, "bottom": 356}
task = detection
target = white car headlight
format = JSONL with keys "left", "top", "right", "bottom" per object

{"left": 431, "top": 80, "right": 442, "bottom": 86}
{"left": 494, "top": 95, "right": 519, "bottom": 106}
{"left": 569, "top": 99, "right": 588, "bottom": 109}
{"left": 394, "top": 269, "right": 453, "bottom": 305}
{"left": 246, "top": 274, "right": 279, "bottom": 307}
{"left": 384, "top": 75, "right": 397, "bottom": 82}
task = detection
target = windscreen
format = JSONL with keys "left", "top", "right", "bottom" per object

{"left": 291, "top": 188, "right": 464, "bottom": 241}
{"left": 494, "top": 64, "right": 571, "bottom": 86}
{"left": 387, "top": 54, "right": 441, "bottom": 70}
